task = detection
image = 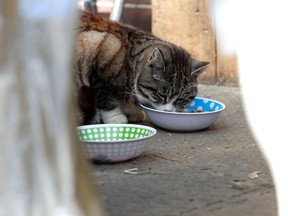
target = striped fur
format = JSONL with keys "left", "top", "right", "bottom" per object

{"left": 74, "top": 11, "right": 209, "bottom": 125}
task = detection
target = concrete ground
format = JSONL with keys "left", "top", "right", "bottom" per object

{"left": 90, "top": 84, "right": 277, "bottom": 216}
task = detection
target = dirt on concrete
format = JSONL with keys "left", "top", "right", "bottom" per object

{"left": 89, "top": 84, "right": 277, "bottom": 216}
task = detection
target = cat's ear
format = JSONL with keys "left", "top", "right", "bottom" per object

{"left": 191, "top": 61, "right": 209, "bottom": 76}
{"left": 148, "top": 48, "right": 165, "bottom": 69}
{"left": 148, "top": 48, "right": 166, "bottom": 82}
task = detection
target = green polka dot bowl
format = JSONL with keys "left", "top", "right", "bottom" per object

{"left": 77, "top": 124, "right": 157, "bottom": 163}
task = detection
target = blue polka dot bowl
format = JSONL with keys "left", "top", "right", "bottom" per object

{"left": 141, "top": 97, "right": 225, "bottom": 132}
{"left": 77, "top": 124, "right": 157, "bottom": 162}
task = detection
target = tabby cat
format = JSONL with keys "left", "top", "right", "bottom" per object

{"left": 74, "top": 11, "right": 209, "bottom": 125}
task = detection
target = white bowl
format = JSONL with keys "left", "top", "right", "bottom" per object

{"left": 141, "top": 97, "right": 225, "bottom": 132}
{"left": 77, "top": 124, "right": 157, "bottom": 163}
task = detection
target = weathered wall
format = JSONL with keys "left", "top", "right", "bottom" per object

{"left": 152, "top": 0, "right": 238, "bottom": 86}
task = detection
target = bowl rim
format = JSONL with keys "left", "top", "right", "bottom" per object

{"left": 77, "top": 124, "right": 157, "bottom": 143}
{"left": 140, "top": 97, "right": 226, "bottom": 115}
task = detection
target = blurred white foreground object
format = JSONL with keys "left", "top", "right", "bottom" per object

{"left": 0, "top": 1, "right": 104, "bottom": 216}
{"left": 215, "top": 1, "right": 288, "bottom": 215}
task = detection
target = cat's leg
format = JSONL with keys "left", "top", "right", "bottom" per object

{"left": 100, "top": 106, "right": 128, "bottom": 124}
{"left": 124, "top": 106, "right": 146, "bottom": 122}
{"left": 77, "top": 86, "right": 101, "bottom": 125}
{"left": 127, "top": 111, "right": 146, "bottom": 122}
{"left": 77, "top": 85, "right": 126, "bottom": 124}
{"left": 94, "top": 85, "right": 128, "bottom": 123}
{"left": 120, "top": 101, "right": 149, "bottom": 123}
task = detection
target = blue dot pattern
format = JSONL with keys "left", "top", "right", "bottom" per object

{"left": 185, "top": 97, "right": 224, "bottom": 112}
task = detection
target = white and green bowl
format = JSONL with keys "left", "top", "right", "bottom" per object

{"left": 77, "top": 124, "right": 157, "bottom": 163}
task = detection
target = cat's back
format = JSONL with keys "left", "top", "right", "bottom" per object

{"left": 77, "top": 11, "right": 128, "bottom": 55}
{"left": 79, "top": 11, "right": 132, "bottom": 37}
{"left": 75, "top": 12, "right": 132, "bottom": 86}
{"left": 75, "top": 11, "right": 158, "bottom": 85}
{"left": 76, "top": 11, "right": 156, "bottom": 55}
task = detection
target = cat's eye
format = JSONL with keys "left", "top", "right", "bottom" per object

{"left": 158, "top": 93, "right": 166, "bottom": 98}
{"left": 157, "top": 93, "right": 168, "bottom": 104}
{"left": 175, "top": 98, "right": 191, "bottom": 107}
{"left": 150, "top": 94, "right": 161, "bottom": 103}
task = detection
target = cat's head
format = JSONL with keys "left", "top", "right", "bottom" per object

{"left": 134, "top": 46, "right": 209, "bottom": 112}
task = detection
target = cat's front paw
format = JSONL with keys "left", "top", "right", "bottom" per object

{"left": 100, "top": 107, "right": 128, "bottom": 124}
{"left": 104, "top": 113, "right": 128, "bottom": 124}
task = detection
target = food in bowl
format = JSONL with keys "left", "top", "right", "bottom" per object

{"left": 77, "top": 124, "right": 157, "bottom": 162}
{"left": 140, "top": 97, "right": 225, "bottom": 132}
